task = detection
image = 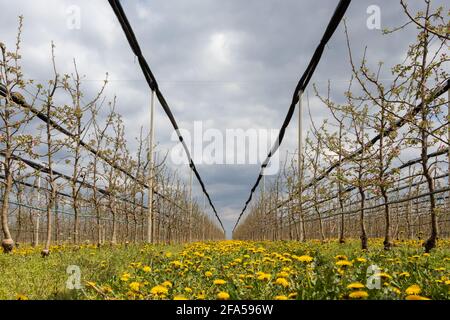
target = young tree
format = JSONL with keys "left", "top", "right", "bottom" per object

{"left": 345, "top": 1, "right": 448, "bottom": 251}
{"left": 0, "top": 17, "right": 37, "bottom": 253}
{"left": 40, "top": 43, "right": 61, "bottom": 257}
{"left": 103, "top": 112, "right": 126, "bottom": 244}
{"left": 61, "top": 62, "right": 106, "bottom": 244}
{"left": 315, "top": 82, "right": 349, "bottom": 244}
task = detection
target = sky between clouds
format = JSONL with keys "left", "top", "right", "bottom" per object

{"left": 0, "top": 0, "right": 447, "bottom": 237}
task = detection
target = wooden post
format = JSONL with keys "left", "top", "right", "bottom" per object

{"left": 447, "top": 85, "right": 449, "bottom": 211}
{"left": 189, "top": 168, "right": 193, "bottom": 242}
{"left": 298, "top": 90, "right": 305, "bottom": 241}
{"left": 147, "top": 90, "right": 155, "bottom": 243}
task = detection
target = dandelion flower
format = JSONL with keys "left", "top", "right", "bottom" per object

{"left": 274, "top": 295, "right": 288, "bottom": 300}
{"left": 16, "top": 294, "right": 28, "bottom": 300}
{"left": 171, "top": 260, "right": 183, "bottom": 268}
{"left": 129, "top": 282, "right": 140, "bottom": 292}
{"left": 150, "top": 285, "right": 168, "bottom": 295}
{"left": 375, "top": 272, "right": 392, "bottom": 280}
{"left": 275, "top": 277, "right": 290, "bottom": 288}
{"left": 217, "top": 292, "right": 230, "bottom": 300}
{"left": 405, "top": 284, "right": 421, "bottom": 295}
{"left": 213, "top": 279, "right": 227, "bottom": 285}
{"left": 347, "top": 282, "right": 365, "bottom": 290}
{"left": 336, "top": 260, "right": 353, "bottom": 267}
{"left": 277, "top": 271, "right": 289, "bottom": 278}
{"left": 120, "top": 272, "right": 131, "bottom": 282}
{"left": 349, "top": 291, "right": 369, "bottom": 299}
{"left": 205, "top": 271, "right": 213, "bottom": 277}
{"left": 142, "top": 266, "right": 151, "bottom": 273}
{"left": 173, "top": 295, "right": 188, "bottom": 300}
{"left": 257, "top": 273, "right": 271, "bottom": 281}
{"left": 197, "top": 292, "right": 206, "bottom": 300}
{"left": 297, "top": 255, "right": 313, "bottom": 263}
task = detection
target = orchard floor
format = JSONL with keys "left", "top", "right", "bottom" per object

{"left": 0, "top": 239, "right": 449, "bottom": 300}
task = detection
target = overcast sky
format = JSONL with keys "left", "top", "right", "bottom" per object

{"left": 1, "top": 0, "right": 447, "bottom": 237}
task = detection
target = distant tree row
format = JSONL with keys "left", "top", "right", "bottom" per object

{"left": 0, "top": 16, "right": 224, "bottom": 255}
{"left": 233, "top": 0, "right": 449, "bottom": 252}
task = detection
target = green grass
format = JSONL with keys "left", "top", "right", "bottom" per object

{"left": 0, "top": 239, "right": 449, "bottom": 300}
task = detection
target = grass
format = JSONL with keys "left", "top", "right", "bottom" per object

{"left": 0, "top": 239, "right": 449, "bottom": 300}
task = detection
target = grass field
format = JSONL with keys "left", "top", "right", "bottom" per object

{"left": 0, "top": 239, "right": 449, "bottom": 300}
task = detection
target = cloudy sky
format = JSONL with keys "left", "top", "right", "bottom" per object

{"left": 1, "top": 0, "right": 447, "bottom": 237}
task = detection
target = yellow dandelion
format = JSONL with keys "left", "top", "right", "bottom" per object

{"left": 171, "top": 260, "right": 183, "bottom": 268}
{"left": 173, "top": 295, "right": 188, "bottom": 300}
{"left": 217, "top": 292, "right": 230, "bottom": 300}
{"left": 184, "top": 287, "right": 192, "bottom": 293}
{"left": 349, "top": 291, "right": 369, "bottom": 299}
{"left": 355, "top": 257, "right": 367, "bottom": 263}
{"left": 275, "top": 277, "right": 290, "bottom": 288}
{"left": 274, "top": 295, "right": 288, "bottom": 300}
{"left": 336, "top": 260, "right": 353, "bottom": 267}
{"left": 205, "top": 271, "right": 213, "bottom": 277}
{"left": 297, "top": 255, "right": 313, "bottom": 263}
{"left": 150, "top": 285, "right": 168, "bottom": 295}
{"left": 405, "top": 284, "right": 421, "bottom": 295}
{"left": 120, "top": 272, "right": 131, "bottom": 282}
{"left": 142, "top": 266, "right": 151, "bottom": 273}
{"left": 129, "top": 282, "right": 140, "bottom": 292}
{"left": 16, "top": 294, "right": 28, "bottom": 300}
{"left": 197, "top": 292, "right": 206, "bottom": 300}
{"left": 347, "top": 282, "right": 365, "bottom": 290}
{"left": 213, "top": 279, "right": 227, "bottom": 285}
{"left": 375, "top": 272, "right": 392, "bottom": 280}
{"left": 257, "top": 273, "right": 271, "bottom": 281}
{"left": 277, "top": 271, "right": 289, "bottom": 278}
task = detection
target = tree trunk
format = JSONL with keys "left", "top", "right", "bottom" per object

{"left": 1, "top": 170, "right": 14, "bottom": 253}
